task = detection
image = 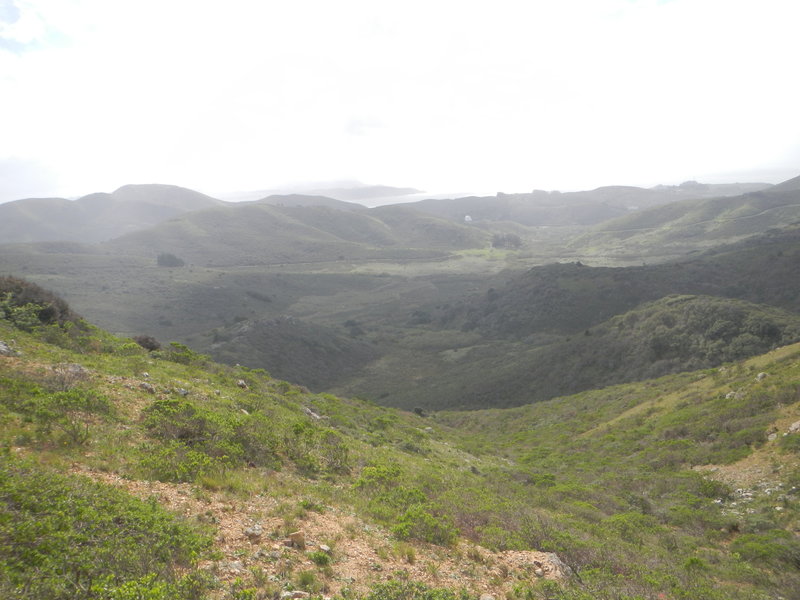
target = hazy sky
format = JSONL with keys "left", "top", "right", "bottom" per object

{"left": 1, "top": 0, "right": 798, "bottom": 203}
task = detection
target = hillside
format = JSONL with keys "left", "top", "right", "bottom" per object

{"left": 205, "top": 315, "right": 381, "bottom": 390}
{"left": 448, "top": 226, "right": 800, "bottom": 340}
{"left": 571, "top": 177, "right": 800, "bottom": 259}
{"left": 403, "top": 182, "right": 772, "bottom": 227}
{"left": 1, "top": 279, "right": 799, "bottom": 599}
{"left": 333, "top": 294, "right": 800, "bottom": 411}
{"left": 104, "top": 202, "right": 487, "bottom": 266}
{"left": 0, "top": 184, "right": 225, "bottom": 243}
{"left": 324, "top": 226, "right": 800, "bottom": 410}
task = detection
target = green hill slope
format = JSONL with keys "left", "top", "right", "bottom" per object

{"left": 571, "top": 176, "right": 800, "bottom": 259}
{"left": 449, "top": 226, "right": 800, "bottom": 340}
{"left": 336, "top": 294, "right": 800, "bottom": 410}
{"left": 204, "top": 315, "right": 381, "bottom": 390}
{"left": 1, "top": 280, "right": 799, "bottom": 599}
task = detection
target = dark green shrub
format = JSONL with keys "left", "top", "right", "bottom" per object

{"left": 731, "top": 530, "right": 800, "bottom": 568}
{"left": 143, "top": 399, "right": 217, "bottom": 445}
{"left": 0, "top": 376, "right": 43, "bottom": 414}
{"left": 0, "top": 293, "right": 41, "bottom": 331}
{"left": 156, "top": 253, "right": 185, "bottom": 267}
{"left": 0, "top": 455, "right": 211, "bottom": 599}
{"left": 285, "top": 421, "right": 350, "bottom": 475}
{"left": 780, "top": 433, "right": 800, "bottom": 454}
{"left": 232, "top": 413, "right": 281, "bottom": 468}
{"left": 391, "top": 504, "right": 458, "bottom": 546}
{"left": 133, "top": 335, "right": 161, "bottom": 351}
{"left": 0, "top": 276, "right": 80, "bottom": 329}
{"left": 158, "top": 342, "right": 208, "bottom": 365}
{"left": 34, "top": 389, "right": 114, "bottom": 446}
{"left": 139, "top": 441, "right": 226, "bottom": 483}
{"left": 307, "top": 550, "right": 331, "bottom": 566}
{"left": 354, "top": 463, "right": 401, "bottom": 489}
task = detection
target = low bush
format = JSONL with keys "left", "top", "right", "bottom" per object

{"left": 34, "top": 389, "right": 114, "bottom": 446}
{"left": 391, "top": 504, "right": 458, "bottom": 546}
{"left": 0, "top": 454, "right": 211, "bottom": 599}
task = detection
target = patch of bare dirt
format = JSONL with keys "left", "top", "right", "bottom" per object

{"left": 693, "top": 410, "right": 800, "bottom": 490}
{"left": 71, "top": 465, "right": 564, "bottom": 598}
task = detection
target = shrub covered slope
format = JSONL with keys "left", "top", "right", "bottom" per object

{"left": 0, "top": 279, "right": 798, "bottom": 599}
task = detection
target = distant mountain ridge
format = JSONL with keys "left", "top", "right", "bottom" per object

{"left": 0, "top": 184, "right": 224, "bottom": 243}
{"left": 0, "top": 179, "right": 776, "bottom": 246}
{"left": 401, "top": 182, "right": 772, "bottom": 227}
{"left": 102, "top": 201, "right": 487, "bottom": 266}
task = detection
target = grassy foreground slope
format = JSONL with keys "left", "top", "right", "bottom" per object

{"left": 1, "top": 280, "right": 799, "bottom": 599}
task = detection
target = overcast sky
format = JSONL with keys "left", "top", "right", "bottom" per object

{"left": 1, "top": 0, "right": 798, "bottom": 203}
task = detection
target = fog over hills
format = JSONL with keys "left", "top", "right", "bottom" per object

{"left": 0, "top": 179, "right": 777, "bottom": 246}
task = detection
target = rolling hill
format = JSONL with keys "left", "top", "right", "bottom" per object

{"left": 333, "top": 294, "right": 800, "bottom": 410}
{"left": 402, "top": 181, "right": 772, "bottom": 227}
{"left": 446, "top": 225, "right": 800, "bottom": 340}
{"left": 571, "top": 178, "right": 800, "bottom": 259}
{"left": 0, "top": 184, "right": 225, "bottom": 243}
{"left": 103, "top": 201, "right": 489, "bottom": 266}
{"left": 326, "top": 226, "right": 800, "bottom": 410}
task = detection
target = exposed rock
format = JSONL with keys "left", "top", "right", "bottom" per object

{"left": 318, "top": 543, "right": 332, "bottom": 554}
{"left": 0, "top": 341, "right": 18, "bottom": 356}
{"left": 280, "top": 592, "right": 310, "bottom": 599}
{"left": 221, "top": 560, "right": 244, "bottom": 574}
{"left": 237, "top": 379, "right": 248, "bottom": 389}
{"left": 53, "top": 363, "right": 90, "bottom": 378}
{"left": 244, "top": 523, "right": 263, "bottom": 541}
{"left": 480, "top": 594, "right": 496, "bottom": 600}
{"left": 288, "top": 530, "right": 306, "bottom": 549}
{"left": 545, "top": 552, "right": 573, "bottom": 578}
{"left": 534, "top": 568, "right": 545, "bottom": 577}
{"left": 789, "top": 420, "right": 800, "bottom": 434}
{"left": 768, "top": 433, "right": 778, "bottom": 441}
{"left": 140, "top": 382, "right": 156, "bottom": 394}
{"left": 756, "top": 372, "right": 768, "bottom": 381}
{"left": 175, "top": 388, "right": 189, "bottom": 397}
{"left": 303, "top": 406, "right": 321, "bottom": 420}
